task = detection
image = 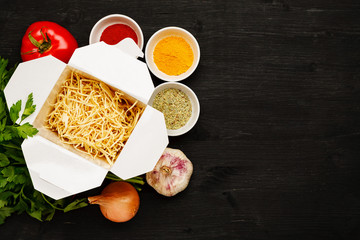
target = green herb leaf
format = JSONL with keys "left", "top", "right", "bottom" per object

{"left": 9, "top": 100, "right": 21, "bottom": 124}
{"left": 12, "top": 173, "right": 27, "bottom": 185}
{"left": 13, "top": 198, "right": 28, "bottom": 214}
{"left": 0, "top": 153, "right": 10, "bottom": 167}
{"left": 44, "top": 209, "right": 56, "bottom": 221}
{"left": 63, "top": 198, "right": 89, "bottom": 213}
{"left": 5, "top": 148, "right": 25, "bottom": 164}
{"left": 0, "top": 207, "right": 15, "bottom": 225}
{"left": 21, "top": 93, "right": 36, "bottom": 122}
{"left": 0, "top": 58, "right": 8, "bottom": 80}
{"left": 0, "top": 176, "right": 7, "bottom": 188}
{"left": 3, "top": 182, "right": 19, "bottom": 191}
{"left": 1, "top": 166, "right": 15, "bottom": 182}
{"left": 0, "top": 58, "right": 9, "bottom": 91}
{"left": 12, "top": 123, "right": 39, "bottom": 139}
{"left": 0, "top": 128, "right": 13, "bottom": 142}
{"left": 0, "top": 58, "right": 16, "bottom": 91}
{"left": 27, "top": 209, "right": 43, "bottom": 221}
{"left": 0, "top": 191, "right": 15, "bottom": 208}
{"left": 0, "top": 113, "right": 7, "bottom": 131}
{"left": 0, "top": 199, "right": 8, "bottom": 209}
{"left": 0, "top": 141, "right": 22, "bottom": 150}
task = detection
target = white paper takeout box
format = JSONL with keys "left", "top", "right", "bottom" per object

{"left": 4, "top": 39, "right": 169, "bottom": 200}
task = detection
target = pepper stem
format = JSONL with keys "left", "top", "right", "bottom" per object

{"left": 160, "top": 165, "right": 172, "bottom": 175}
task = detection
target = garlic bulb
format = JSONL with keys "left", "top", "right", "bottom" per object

{"left": 146, "top": 148, "right": 193, "bottom": 197}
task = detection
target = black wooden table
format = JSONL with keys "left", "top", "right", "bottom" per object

{"left": 1, "top": 0, "right": 360, "bottom": 239}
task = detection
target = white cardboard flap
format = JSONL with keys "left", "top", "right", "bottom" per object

{"left": 114, "top": 38, "right": 144, "bottom": 59}
{"left": 4, "top": 56, "right": 66, "bottom": 124}
{"left": 111, "top": 106, "right": 169, "bottom": 179}
{"left": 68, "top": 41, "right": 154, "bottom": 104}
{"left": 27, "top": 168, "right": 73, "bottom": 200}
{"left": 22, "top": 135, "right": 108, "bottom": 199}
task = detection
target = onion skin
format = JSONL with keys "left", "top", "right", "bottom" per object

{"left": 146, "top": 148, "right": 193, "bottom": 197}
{"left": 88, "top": 182, "right": 140, "bottom": 222}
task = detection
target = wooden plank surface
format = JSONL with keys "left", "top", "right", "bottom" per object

{"left": 1, "top": 0, "right": 360, "bottom": 239}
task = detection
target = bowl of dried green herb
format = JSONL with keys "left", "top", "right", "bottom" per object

{"left": 148, "top": 82, "right": 200, "bottom": 136}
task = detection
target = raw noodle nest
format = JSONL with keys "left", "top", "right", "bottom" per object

{"left": 47, "top": 72, "right": 143, "bottom": 166}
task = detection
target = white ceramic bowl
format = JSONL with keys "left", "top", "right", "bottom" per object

{"left": 145, "top": 27, "right": 200, "bottom": 82}
{"left": 148, "top": 82, "right": 200, "bottom": 136}
{"left": 89, "top": 14, "right": 144, "bottom": 50}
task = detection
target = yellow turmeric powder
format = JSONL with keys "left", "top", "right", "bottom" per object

{"left": 153, "top": 36, "right": 194, "bottom": 76}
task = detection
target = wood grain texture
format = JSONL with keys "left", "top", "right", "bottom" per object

{"left": 1, "top": 0, "right": 360, "bottom": 239}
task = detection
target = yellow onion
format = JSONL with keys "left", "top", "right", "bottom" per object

{"left": 88, "top": 181, "right": 140, "bottom": 222}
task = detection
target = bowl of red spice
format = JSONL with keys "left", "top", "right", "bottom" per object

{"left": 145, "top": 27, "right": 200, "bottom": 82}
{"left": 89, "top": 14, "right": 144, "bottom": 50}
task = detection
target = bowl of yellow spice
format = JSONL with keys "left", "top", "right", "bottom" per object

{"left": 145, "top": 27, "right": 200, "bottom": 81}
{"left": 149, "top": 82, "right": 200, "bottom": 136}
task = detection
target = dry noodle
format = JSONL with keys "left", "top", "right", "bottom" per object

{"left": 47, "top": 71, "right": 144, "bottom": 166}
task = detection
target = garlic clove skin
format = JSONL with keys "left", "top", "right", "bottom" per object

{"left": 146, "top": 148, "right": 193, "bottom": 197}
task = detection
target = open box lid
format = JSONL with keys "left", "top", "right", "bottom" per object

{"left": 4, "top": 40, "right": 168, "bottom": 199}
{"left": 68, "top": 39, "right": 153, "bottom": 104}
